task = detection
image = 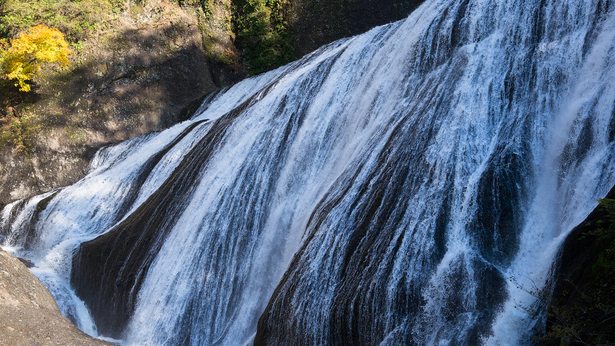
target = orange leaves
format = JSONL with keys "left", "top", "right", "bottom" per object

{"left": 0, "top": 24, "right": 72, "bottom": 92}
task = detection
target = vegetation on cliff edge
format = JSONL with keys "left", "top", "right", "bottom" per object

{"left": 1, "top": 24, "right": 72, "bottom": 92}
{"left": 514, "top": 198, "right": 615, "bottom": 346}
{"left": 232, "top": 0, "right": 295, "bottom": 74}
{"left": 0, "top": 0, "right": 124, "bottom": 42}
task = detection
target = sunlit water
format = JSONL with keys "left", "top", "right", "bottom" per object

{"left": 1, "top": 0, "right": 614, "bottom": 345}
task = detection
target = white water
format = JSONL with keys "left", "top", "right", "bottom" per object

{"left": 1, "top": 0, "right": 614, "bottom": 345}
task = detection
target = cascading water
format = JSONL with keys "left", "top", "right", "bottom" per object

{"left": 1, "top": 0, "right": 614, "bottom": 344}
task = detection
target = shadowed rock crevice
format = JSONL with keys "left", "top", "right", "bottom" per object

{"left": 290, "top": 0, "right": 426, "bottom": 56}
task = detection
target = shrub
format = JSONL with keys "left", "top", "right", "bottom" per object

{"left": 0, "top": 108, "right": 39, "bottom": 154}
{"left": 0, "top": 24, "right": 72, "bottom": 92}
{"left": 0, "top": 0, "right": 124, "bottom": 42}
{"left": 233, "top": 0, "right": 295, "bottom": 74}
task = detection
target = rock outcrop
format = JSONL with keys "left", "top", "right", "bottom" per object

{"left": 544, "top": 184, "right": 615, "bottom": 345}
{"left": 0, "top": 0, "right": 228, "bottom": 206}
{"left": 0, "top": 249, "right": 114, "bottom": 346}
{"left": 0, "top": 0, "right": 428, "bottom": 208}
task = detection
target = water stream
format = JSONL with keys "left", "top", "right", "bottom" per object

{"left": 1, "top": 0, "right": 614, "bottom": 344}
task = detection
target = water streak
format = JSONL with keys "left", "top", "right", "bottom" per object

{"left": 1, "top": 0, "right": 614, "bottom": 345}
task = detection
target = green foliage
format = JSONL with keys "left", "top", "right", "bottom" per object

{"left": 0, "top": 109, "right": 40, "bottom": 155}
{"left": 0, "top": 0, "right": 124, "bottom": 42}
{"left": 596, "top": 198, "right": 615, "bottom": 228}
{"left": 233, "top": 0, "right": 295, "bottom": 74}
{"left": 511, "top": 274, "right": 615, "bottom": 346}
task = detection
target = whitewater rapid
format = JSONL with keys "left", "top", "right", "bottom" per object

{"left": 1, "top": 0, "right": 614, "bottom": 345}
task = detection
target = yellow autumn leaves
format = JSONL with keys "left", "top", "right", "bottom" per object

{"left": 0, "top": 24, "right": 72, "bottom": 92}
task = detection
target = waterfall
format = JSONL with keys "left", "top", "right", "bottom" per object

{"left": 1, "top": 0, "right": 614, "bottom": 345}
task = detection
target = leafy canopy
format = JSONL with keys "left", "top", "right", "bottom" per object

{"left": 0, "top": 24, "right": 72, "bottom": 91}
{"left": 0, "top": 0, "right": 125, "bottom": 42}
{"left": 233, "top": 0, "right": 295, "bottom": 74}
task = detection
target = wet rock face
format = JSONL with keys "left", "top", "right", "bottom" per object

{"left": 0, "top": 249, "right": 114, "bottom": 346}
{"left": 71, "top": 118, "right": 216, "bottom": 338}
{"left": 0, "top": 145, "right": 95, "bottom": 206}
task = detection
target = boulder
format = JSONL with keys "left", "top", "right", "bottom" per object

{"left": 0, "top": 249, "right": 114, "bottom": 346}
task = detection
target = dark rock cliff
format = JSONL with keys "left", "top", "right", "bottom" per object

{"left": 291, "top": 0, "right": 426, "bottom": 56}
{"left": 544, "top": 185, "right": 615, "bottom": 345}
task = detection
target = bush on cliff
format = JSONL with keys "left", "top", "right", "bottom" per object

{"left": 232, "top": 0, "right": 295, "bottom": 74}
{"left": 0, "top": 24, "right": 71, "bottom": 160}
{"left": 0, "top": 0, "right": 124, "bottom": 43}
{"left": 0, "top": 24, "right": 72, "bottom": 92}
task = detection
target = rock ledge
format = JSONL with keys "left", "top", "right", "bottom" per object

{"left": 0, "top": 249, "right": 114, "bottom": 346}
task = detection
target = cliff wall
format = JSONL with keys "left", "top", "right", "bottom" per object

{"left": 543, "top": 185, "right": 615, "bottom": 345}
{"left": 0, "top": 0, "right": 426, "bottom": 207}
